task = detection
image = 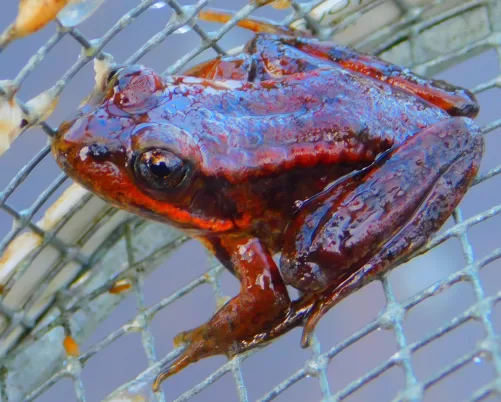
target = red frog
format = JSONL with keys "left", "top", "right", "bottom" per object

{"left": 52, "top": 13, "right": 483, "bottom": 391}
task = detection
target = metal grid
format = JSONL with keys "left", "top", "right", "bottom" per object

{"left": 0, "top": 0, "right": 500, "bottom": 401}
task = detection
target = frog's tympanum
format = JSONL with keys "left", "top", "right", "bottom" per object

{"left": 52, "top": 21, "right": 483, "bottom": 390}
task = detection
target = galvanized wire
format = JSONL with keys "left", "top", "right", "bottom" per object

{"left": 0, "top": 0, "right": 500, "bottom": 401}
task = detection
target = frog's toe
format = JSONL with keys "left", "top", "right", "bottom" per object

{"left": 153, "top": 327, "right": 213, "bottom": 391}
{"left": 296, "top": 283, "right": 357, "bottom": 348}
{"left": 173, "top": 328, "right": 195, "bottom": 347}
{"left": 281, "top": 295, "right": 329, "bottom": 349}
{"left": 153, "top": 348, "right": 191, "bottom": 391}
{"left": 300, "top": 299, "right": 329, "bottom": 348}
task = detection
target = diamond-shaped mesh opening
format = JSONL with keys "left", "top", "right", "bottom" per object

{"left": 0, "top": 1, "right": 500, "bottom": 401}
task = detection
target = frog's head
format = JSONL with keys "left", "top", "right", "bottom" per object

{"left": 52, "top": 65, "right": 232, "bottom": 232}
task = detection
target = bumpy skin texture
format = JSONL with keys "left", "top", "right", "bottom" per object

{"left": 52, "top": 31, "right": 483, "bottom": 389}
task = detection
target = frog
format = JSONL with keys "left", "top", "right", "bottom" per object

{"left": 51, "top": 12, "right": 484, "bottom": 391}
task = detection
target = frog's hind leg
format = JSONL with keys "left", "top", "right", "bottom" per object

{"left": 198, "top": 7, "right": 306, "bottom": 36}
{"left": 281, "top": 117, "right": 484, "bottom": 347}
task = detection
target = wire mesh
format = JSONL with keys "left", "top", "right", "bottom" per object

{"left": 0, "top": 0, "right": 500, "bottom": 401}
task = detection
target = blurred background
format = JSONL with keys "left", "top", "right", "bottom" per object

{"left": 0, "top": 1, "right": 500, "bottom": 401}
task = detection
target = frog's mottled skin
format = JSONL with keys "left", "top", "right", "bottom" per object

{"left": 52, "top": 28, "right": 483, "bottom": 390}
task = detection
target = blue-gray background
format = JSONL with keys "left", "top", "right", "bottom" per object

{"left": 0, "top": 1, "right": 500, "bottom": 401}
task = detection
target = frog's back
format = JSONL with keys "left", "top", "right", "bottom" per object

{"left": 164, "top": 67, "right": 450, "bottom": 181}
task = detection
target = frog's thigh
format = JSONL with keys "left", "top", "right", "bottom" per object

{"left": 281, "top": 117, "right": 483, "bottom": 295}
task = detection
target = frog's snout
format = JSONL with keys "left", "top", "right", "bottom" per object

{"left": 52, "top": 118, "right": 76, "bottom": 170}
{"left": 52, "top": 110, "right": 117, "bottom": 185}
{"left": 53, "top": 116, "right": 85, "bottom": 168}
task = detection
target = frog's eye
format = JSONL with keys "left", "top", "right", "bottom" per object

{"left": 134, "top": 149, "right": 190, "bottom": 190}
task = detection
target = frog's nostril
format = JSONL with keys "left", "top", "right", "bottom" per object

{"left": 87, "top": 143, "right": 111, "bottom": 160}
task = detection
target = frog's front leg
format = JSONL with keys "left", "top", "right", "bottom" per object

{"left": 281, "top": 117, "right": 484, "bottom": 347}
{"left": 152, "top": 235, "right": 293, "bottom": 391}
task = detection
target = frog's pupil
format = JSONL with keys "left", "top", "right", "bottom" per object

{"left": 135, "top": 149, "right": 188, "bottom": 191}
{"left": 150, "top": 159, "right": 172, "bottom": 178}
